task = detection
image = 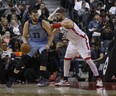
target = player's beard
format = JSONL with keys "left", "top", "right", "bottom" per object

{"left": 57, "top": 17, "right": 63, "bottom": 22}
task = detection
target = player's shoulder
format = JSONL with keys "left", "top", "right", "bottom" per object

{"left": 61, "top": 18, "right": 74, "bottom": 28}
{"left": 62, "top": 18, "right": 72, "bottom": 24}
{"left": 42, "top": 19, "right": 50, "bottom": 27}
{"left": 42, "top": 19, "right": 48, "bottom": 24}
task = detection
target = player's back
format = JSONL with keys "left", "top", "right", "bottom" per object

{"left": 60, "top": 21, "right": 87, "bottom": 44}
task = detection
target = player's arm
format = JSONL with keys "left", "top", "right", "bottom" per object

{"left": 14, "top": 21, "right": 29, "bottom": 74}
{"left": 51, "top": 19, "right": 73, "bottom": 29}
{"left": 61, "top": 19, "right": 73, "bottom": 29}
{"left": 22, "top": 21, "right": 29, "bottom": 43}
{"left": 52, "top": 28, "right": 60, "bottom": 34}
{"left": 42, "top": 20, "right": 54, "bottom": 48}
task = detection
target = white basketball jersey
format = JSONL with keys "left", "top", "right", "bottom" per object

{"left": 60, "top": 19, "right": 87, "bottom": 44}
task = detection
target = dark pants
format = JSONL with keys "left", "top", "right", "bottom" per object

{"left": 0, "top": 69, "right": 7, "bottom": 84}
{"left": 24, "top": 68, "right": 37, "bottom": 82}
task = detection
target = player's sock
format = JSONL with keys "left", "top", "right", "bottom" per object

{"left": 96, "top": 76, "right": 101, "bottom": 79}
{"left": 63, "top": 76, "right": 68, "bottom": 81}
{"left": 64, "top": 59, "right": 71, "bottom": 78}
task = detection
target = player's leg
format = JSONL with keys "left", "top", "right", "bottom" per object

{"left": 15, "top": 46, "right": 38, "bottom": 73}
{"left": 6, "top": 54, "right": 32, "bottom": 88}
{"left": 6, "top": 46, "right": 37, "bottom": 88}
{"left": 37, "top": 44, "right": 50, "bottom": 87}
{"left": 55, "top": 42, "right": 76, "bottom": 86}
{"left": 77, "top": 36, "right": 103, "bottom": 87}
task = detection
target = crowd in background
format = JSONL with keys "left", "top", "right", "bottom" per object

{"left": 0, "top": 0, "right": 116, "bottom": 84}
{"left": 61, "top": 0, "right": 116, "bottom": 50}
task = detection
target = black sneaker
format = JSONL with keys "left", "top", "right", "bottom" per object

{"left": 6, "top": 77, "right": 15, "bottom": 88}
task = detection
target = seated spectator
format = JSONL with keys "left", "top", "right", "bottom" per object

{"left": 81, "top": 8, "right": 91, "bottom": 33}
{"left": 78, "top": 1, "right": 89, "bottom": 17}
{"left": 0, "top": 0, "right": 3, "bottom": 8}
{"left": 15, "top": 2, "right": 25, "bottom": 20}
{"left": 74, "top": 0, "right": 90, "bottom": 11}
{"left": 4, "top": 2, "right": 14, "bottom": 17}
{"left": 35, "top": 0, "right": 43, "bottom": 10}
{"left": 105, "top": 0, "right": 114, "bottom": 11}
{"left": 100, "top": 15, "right": 113, "bottom": 30}
{"left": 96, "top": 2, "right": 103, "bottom": 14}
{"left": 87, "top": 7, "right": 98, "bottom": 22}
{"left": 111, "top": 16, "right": 116, "bottom": 33}
{"left": 90, "top": 0, "right": 102, "bottom": 9}
{"left": 10, "top": 14, "right": 21, "bottom": 25}
{"left": 10, "top": 19, "right": 21, "bottom": 37}
{"left": 101, "top": 25, "right": 114, "bottom": 51}
{"left": 21, "top": 3, "right": 30, "bottom": 27}
{"left": 0, "top": 18, "right": 13, "bottom": 37}
{"left": 0, "top": 41, "right": 12, "bottom": 72}
{"left": 88, "top": 14, "right": 102, "bottom": 43}
{"left": 9, "top": 38, "right": 21, "bottom": 52}
{"left": 39, "top": 3, "right": 49, "bottom": 20}
{"left": 109, "top": 1, "right": 116, "bottom": 15}
{"left": 76, "top": 1, "right": 90, "bottom": 25}
{"left": 48, "top": 41, "right": 59, "bottom": 81}
{"left": 100, "top": 9, "right": 107, "bottom": 18}
{"left": 2, "top": 31, "right": 11, "bottom": 45}
{"left": 89, "top": 41, "right": 105, "bottom": 81}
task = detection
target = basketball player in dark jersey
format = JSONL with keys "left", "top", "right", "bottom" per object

{"left": 6, "top": 7, "right": 53, "bottom": 87}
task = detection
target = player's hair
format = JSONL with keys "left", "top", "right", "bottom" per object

{"left": 56, "top": 8, "right": 65, "bottom": 14}
{"left": 28, "top": 7, "right": 38, "bottom": 14}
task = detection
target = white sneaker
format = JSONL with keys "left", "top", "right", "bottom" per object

{"left": 55, "top": 80, "right": 70, "bottom": 86}
{"left": 96, "top": 78, "right": 103, "bottom": 87}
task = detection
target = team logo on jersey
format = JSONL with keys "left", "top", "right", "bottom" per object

{"left": 61, "top": 28, "right": 68, "bottom": 33}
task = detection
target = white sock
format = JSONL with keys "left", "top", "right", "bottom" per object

{"left": 64, "top": 60, "right": 71, "bottom": 77}
{"left": 86, "top": 59, "right": 99, "bottom": 76}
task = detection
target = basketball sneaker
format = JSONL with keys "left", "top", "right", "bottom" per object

{"left": 96, "top": 78, "right": 103, "bottom": 87}
{"left": 37, "top": 77, "right": 49, "bottom": 87}
{"left": 55, "top": 79, "right": 70, "bottom": 86}
{"left": 6, "top": 76, "right": 15, "bottom": 88}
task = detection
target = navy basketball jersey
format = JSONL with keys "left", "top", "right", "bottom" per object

{"left": 28, "top": 19, "right": 48, "bottom": 43}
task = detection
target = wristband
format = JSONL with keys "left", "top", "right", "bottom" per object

{"left": 52, "top": 23, "right": 61, "bottom": 28}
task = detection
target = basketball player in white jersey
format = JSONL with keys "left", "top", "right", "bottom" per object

{"left": 51, "top": 8, "right": 103, "bottom": 87}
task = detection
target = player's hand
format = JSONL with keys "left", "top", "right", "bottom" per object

{"left": 50, "top": 24, "right": 54, "bottom": 30}
{"left": 45, "top": 44, "right": 50, "bottom": 50}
